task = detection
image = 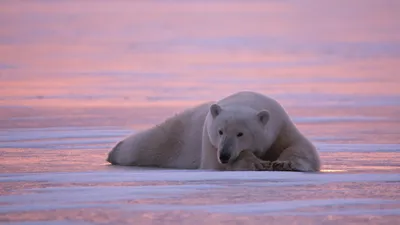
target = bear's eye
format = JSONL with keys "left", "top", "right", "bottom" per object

{"left": 237, "top": 132, "right": 243, "bottom": 137}
{"left": 218, "top": 130, "right": 223, "bottom": 135}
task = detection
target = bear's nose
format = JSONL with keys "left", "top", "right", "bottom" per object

{"left": 219, "top": 152, "right": 231, "bottom": 164}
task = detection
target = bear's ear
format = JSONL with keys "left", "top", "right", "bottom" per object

{"left": 257, "top": 110, "right": 270, "bottom": 126}
{"left": 210, "top": 104, "right": 222, "bottom": 118}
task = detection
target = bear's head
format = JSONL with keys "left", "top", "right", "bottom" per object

{"left": 207, "top": 103, "right": 270, "bottom": 165}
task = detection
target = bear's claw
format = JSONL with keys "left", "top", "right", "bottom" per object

{"left": 263, "top": 160, "right": 299, "bottom": 171}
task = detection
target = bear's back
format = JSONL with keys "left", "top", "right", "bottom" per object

{"left": 217, "top": 91, "right": 288, "bottom": 119}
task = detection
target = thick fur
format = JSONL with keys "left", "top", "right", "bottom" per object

{"left": 107, "top": 91, "right": 321, "bottom": 172}
{"left": 107, "top": 102, "right": 211, "bottom": 169}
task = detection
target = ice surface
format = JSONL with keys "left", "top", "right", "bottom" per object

{"left": 1, "top": 170, "right": 400, "bottom": 183}
{"left": 1, "top": 169, "right": 399, "bottom": 223}
{"left": 4, "top": 222, "right": 95, "bottom": 225}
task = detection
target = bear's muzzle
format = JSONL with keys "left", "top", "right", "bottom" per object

{"left": 218, "top": 137, "right": 235, "bottom": 164}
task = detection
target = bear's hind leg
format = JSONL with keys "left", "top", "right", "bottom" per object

{"left": 107, "top": 141, "right": 123, "bottom": 165}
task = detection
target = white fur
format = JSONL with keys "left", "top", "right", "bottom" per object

{"left": 107, "top": 91, "right": 321, "bottom": 172}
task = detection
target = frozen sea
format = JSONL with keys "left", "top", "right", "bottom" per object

{"left": 0, "top": 0, "right": 399, "bottom": 224}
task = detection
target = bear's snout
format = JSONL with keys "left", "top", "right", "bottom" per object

{"left": 218, "top": 137, "right": 235, "bottom": 164}
{"left": 219, "top": 152, "right": 231, "bottom": 164}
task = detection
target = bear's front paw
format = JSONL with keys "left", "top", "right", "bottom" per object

{"left": 270, "top": 161, "right": 296, "bottom": 171}
{"left": 226, "top": 150, "right": 267, "bottom": 171}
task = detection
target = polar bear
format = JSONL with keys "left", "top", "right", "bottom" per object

{"left": 107, "top": 91, "right": 321, "bottom": 172}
